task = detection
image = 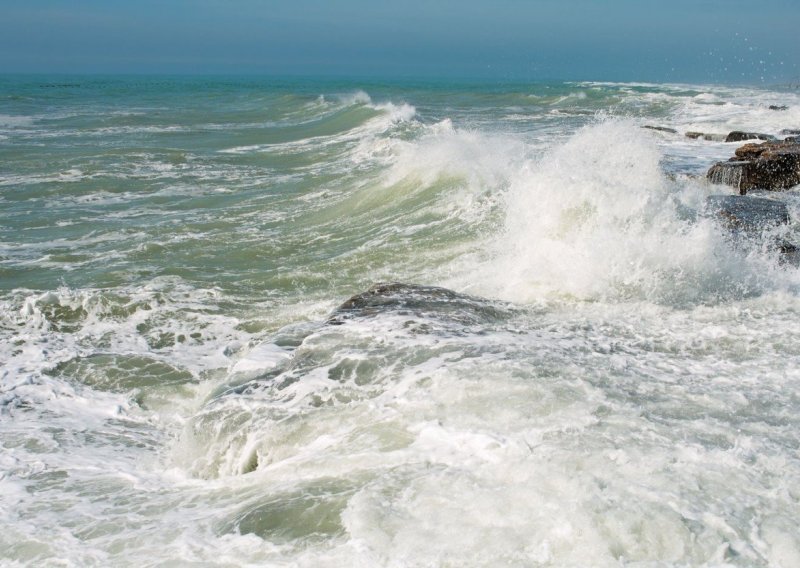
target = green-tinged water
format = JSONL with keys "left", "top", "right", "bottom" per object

{"left": 2, "top": 75, "right": 800, "bottom": 566}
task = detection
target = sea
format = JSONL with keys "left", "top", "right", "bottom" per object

{"left": 1, "top": 75, "right": 800, "bottom": 567}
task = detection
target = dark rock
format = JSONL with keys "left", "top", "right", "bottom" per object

{"left": 328, "top": 282, "right": 510, "bottom": 327}
{"left": 769, "top": 105, "right": 789, "bottom": 111}
{"left": 725, "top": 131, "right": 776, "bottom": 143}
{"left": 643, "top": 125, "right": 677, "bottom": 134}
{"left": 707, "top": 141, "right": 800, "bottom": 193}
{"left": 703, "top": 195, "right": 790, "bottom": 231}
{"left": 785, "top": 136, "right": 800, "bottom": 143}
{"left": 780, "top": 129, "right": 800, "bottom": 136}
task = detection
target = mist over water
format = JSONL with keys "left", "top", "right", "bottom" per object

{"left": 2, "top": 76, "right": 800, "bottom": 566}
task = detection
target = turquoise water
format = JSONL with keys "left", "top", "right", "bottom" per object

{"left": 2, "top": 76, "right": 800, "bottom": 566}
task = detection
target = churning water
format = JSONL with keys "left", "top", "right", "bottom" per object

{"left": 2, "top": 76, "right": 800, "bottom": 566}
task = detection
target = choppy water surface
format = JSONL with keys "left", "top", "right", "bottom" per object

{"left": 2, "top": 76, "right": 800, "bottom": 566}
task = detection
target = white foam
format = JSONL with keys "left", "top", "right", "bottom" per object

{"left": 228, "top": 342, "right": 291, "bottom": 377}
{"left": 335, "top": 90, "right": 373, "bottom": 106}
{"left": 372, "top": 101, "right": 416, "bottom": 123}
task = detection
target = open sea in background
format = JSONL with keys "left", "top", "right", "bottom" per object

{"left": 2, "top": 75, "right": 800, "bottom": 566}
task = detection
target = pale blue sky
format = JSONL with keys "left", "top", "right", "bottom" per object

{"left": 1, "top": 0, "right": 797, "bottom": 82}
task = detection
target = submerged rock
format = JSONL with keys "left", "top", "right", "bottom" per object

{"left": 685, "top": 131, "right": 727, "bottom": 141}
{"left": 780, "top": 129, "right": 800, "bottom": 136}
{"left": 328, "top": 282, "right": 509, "bottom": 327}
{"left": 703, "top": 195, "right": 797, "bottom": 259}
{"left": 725, "top": 131, "right": 776, "bottom": 143}
{"left": 769, "top": 105, "right": 789, "bottom": 111}
{"left": 702, "top": 195, "right": 800, "bottom": 260}
{"left": 643, "top": 125, "right": 677, "bottom": 134}
{"left": 707, "top": 140, "right": 800, "bottom": 193}
{"left": 703, "top": 195, "right": 790, "bottom": 231}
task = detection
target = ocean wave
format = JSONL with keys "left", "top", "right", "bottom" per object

{"left": 455, "top": 120, "right": 800, "bottom": 305}
{"left": 221, "top": 92, "right": 416, "bottom": 159}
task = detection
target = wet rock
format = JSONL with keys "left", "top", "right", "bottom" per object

{"left": 725, "top": 131, "right": 776, "bottom": 143}
{"left": 733, "top": 141, "right": 799, "bottom": 160}
{"left": 328, "top": 282, "right": 509, "bottom": 327}
{"left": 707, "top": 140, "right": 800, "bottom": 193}
{"left": 703, "top": 195, "right": 796, "bottom": 258}
{"left": 686, "top": 131, "right": 726, "bottom": 141}
{"left": 703, "top": 195, "right": 790, "bottom": 231}
{"left": 769, "top": 105, "right": 789, "bottom": 111}
{"left": 780, "top": 129, "right": 800, "bottom": 136}
{"left": 707, "top": 162, "right": 749, "bottom": 192}
{"left": 643, "top": 125, "right": 677, "bottom": 134}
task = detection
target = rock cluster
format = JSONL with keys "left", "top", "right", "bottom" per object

{"left": 689, "top": 117, "right": 800, "bottom": 257}
{"left": 640, "top": 113, "right": 798, "bottom": 255}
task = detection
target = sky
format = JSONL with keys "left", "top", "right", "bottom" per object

{"left": 0, "top": 0, "right": 798, "bottom": 83}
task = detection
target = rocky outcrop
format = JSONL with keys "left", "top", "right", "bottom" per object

{"left": 780, "top": 129, "right": 800, "bottom": 136}
{"left": 725, "top": 131, "right": 776, "bottom": 143}
{"left": 707, "top": 140, "right": 800, "bottom": 193}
